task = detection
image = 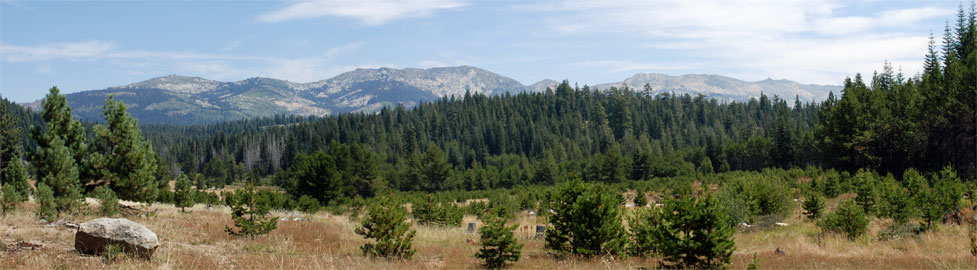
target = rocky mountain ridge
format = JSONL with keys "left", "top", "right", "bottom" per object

{"left": 25, "top": 66, "right": 839, "bottom": 125}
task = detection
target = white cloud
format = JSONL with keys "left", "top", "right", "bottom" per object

{"left": 573, "top": 60, "right": 702, "bottom": 74}
{"left": 418, "top": 59, "right": 450, "bottom": 68}
{"left": 1, "top": 40, "right": 370, "bottom": 83}
{"left": 529, "top": 0, "right": 952, "bottom": 84}
{"left": 1, "top": 40, "right": 116, "bottom": 62}
{"left": 258, "top": 0, "right": 468, "bottom": 25}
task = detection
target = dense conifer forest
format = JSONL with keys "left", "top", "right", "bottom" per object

{"left": 0, "top": 5, "right": 975, "bottom": 269}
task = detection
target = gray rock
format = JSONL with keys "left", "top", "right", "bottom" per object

{"left": 74, "top": 218, "right": 159, "bottom": 259}
{"left": 535, "top": 225, "right": 546, "bottom": 239}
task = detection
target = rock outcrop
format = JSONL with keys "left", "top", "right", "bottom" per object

{"left": 74, "top": 218, "right": 159, "bottom": 259}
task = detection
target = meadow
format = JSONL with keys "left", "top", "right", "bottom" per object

{"left": 2, "top": 190, "right": 974, "bottom": 270}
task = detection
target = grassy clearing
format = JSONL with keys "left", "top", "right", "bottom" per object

{"left": 1, "top": 196, "right": 975, "bottom": 269}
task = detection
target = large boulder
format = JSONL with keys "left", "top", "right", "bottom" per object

{"left": 74, "top": 218, "right": 159, "bottom": 259}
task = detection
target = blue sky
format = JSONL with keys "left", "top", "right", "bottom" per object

{"left": 0, "top": 0, "right": 963, "bottom": 102}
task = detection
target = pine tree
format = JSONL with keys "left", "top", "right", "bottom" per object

{"left": 853, "top": 170, "right": 880, "bottom": 215}
{"left": 802, "top": 195, "right": 826, "bottom": 220}
{"left": 1, "top": 154, "right": 30, "bottom": 199}
{"left": 174, "top": 173, "right": 195, "bottom": 212}
{"left": 93, "top": 185, "right": 120, "bottom": 217}
{"left": 36, "top": 136, "right": 84, "bottom": 217}
{"left": 632, "top": 189, "right": 648, "bottom": 207}
{"left": 0, "top": 99, "right": 22, "bottom": 182}
{"left": 410, "top": 145, "right": 451, "bottom": 192}
{"left": 545, "top": 179, "right": 627, "bottom": 257}
{"left": 91, "top": 96, "right": 159, "bottom": 203}
{"left": 599, "top": 147, "right": 628, "bottom": 183}
{"left": 475, "top": 214, "right": 523, "bottom": 269}
{"left": 35, "top": 182, "right": 56, "bottom": 221}
{"left": 1, "top": 183, "right": 23, "bottom": 215}
{"left": 818, "top": 199, "right": 868, "bottom": 241}
{"left": 225, "top": 182, "right": 278, "bottom": 238}
{"left": 355, "top": 196, "right": 416, "bottom": 259}
{"left": 645, "top": 195, "right": 735, "bottom": 269}
{"left": 31, "top": 87, "right": 89, "bottom": 184}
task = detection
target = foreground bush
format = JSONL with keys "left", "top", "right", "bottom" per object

{"left": 819, "top": 199, "right": 868, "bottom": 240}
{"left": 545, "top": 179, "right": 627, "bottom": 257}
{"left": 355, "top": 196, "right": 416, "bottom": 259}
{"left": 174, "top": 173, "right": 195, "bottom": 212}
{"left": 412, "top": 195, "right": 463, "bottom": 227}
{"left": 475, "top": 213, "right": 522, "bottom": 269}
{"left": 1, "top": 183, "right": 23, "bottom": 215}
{"left": 93, "top": 185, "right": 120, "bottom": 217}
{"left": 802, "top": 195, "right": 825, "bottom": 220}
{"left": 225, "top": 183, "right": 278, "bottom": 238}
{"left": 634, "top": 194, "right": 734, "bottom": 269}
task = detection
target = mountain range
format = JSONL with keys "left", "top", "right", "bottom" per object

{"left": 24, "top": 66, "right": 840, "bottom": 125}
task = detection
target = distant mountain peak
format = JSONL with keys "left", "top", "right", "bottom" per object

{"left": 529, "top": 79, "right": 560, "bottom": 92}
{"left": 112, "top": 74, "right": 220, "bottom": 94}
{"left": 59, "top": 66, "right": 839, "bottom": 125}
{"left": 596, "top": 73, "right": 838, "bottom": 102}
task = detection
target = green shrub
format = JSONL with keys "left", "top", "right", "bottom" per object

{"left": 1, "top": 183, "right": 23, "bottom": 215}
{"left": 2, "top": 158, "right": 30, "bottom": 198}
{"left": 36, "top": 182, "right": 57, "bottom": 221}
{"left": 747, "top": 252, "right": 760, "bottom": 270}
{"left": 628, "top": 207, "right": 659, "bottom": 257}
{"left": 715, "top": 175, "right": 793, "bottom": 224}
{"left": 545, "top": 179, "right": 627, "bottom": 257}
{"left": 93, "top": 185, "right": 120, "bottom": 217}
{"left": 475, "top": 214, "right": 523, "bottom": 269}
{"left": 102, "top": 244, "right": 124, "bottom": 263}
{"left": 877, "top": 222, "right": 924, "bottom": 241}
{"left": 818, "top": 199, "right": 868, "bottom": 241}
{"left": 918, "top": 166, "right": 965, "bottom": 229}
{"left": 412, "top": 197, "right": 463, "bottom": 227}
{"left": 174, "top": 173, "right": 195, "bottom": 212}
{"left": 297, "top": 195, "right": 321, "bottom": 214}
{"left": 638, "top": 194, "right": 734, "bottom": 269}
{"left": 225, "top": 183, "right": 278, "bottom": 238}
{"left": 802, "top": 195, "right": 825, "bottom": 220}
{"left": 853, "top": 170, "right": 881, "bottom": 215}
{"left": 632, "top": 189, "right": 648, "bottom": 207}
{"left": 879, "top": 177, "right": 915, "bottom": 223}
{"left": 355, "top": 196, "right": 415, "bottom": 259}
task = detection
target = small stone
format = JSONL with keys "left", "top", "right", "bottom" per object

{"left": 535, "top": 225, "right": 546, "bottom": 239}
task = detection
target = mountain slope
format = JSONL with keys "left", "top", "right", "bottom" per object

{"left": 593, "top": 73, "right": 837, "bottom": 102}
{"left": 57, "top": 66, "right": 530, "bottom": 125}
{"left": 32, "top": 67, "right": 839, "bottom": 125}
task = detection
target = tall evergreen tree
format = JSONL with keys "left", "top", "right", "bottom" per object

{"left": 0, "top": 98, "right": 22, "bottom": 181}
{"left": 90, "top": 96, "right": 159, "bottom": 203}
{"left": 410, "top": 145, "right": 451, "bottom": 192}
{"left": 31, "top": 87, "right": 90, "bottom": 184}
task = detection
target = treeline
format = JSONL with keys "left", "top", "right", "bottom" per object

{"left": 0, "top": 2, "right": 973, "bottom": 207}
{"left": 147, "top": 80, "right": 824, "bottom": 191}
{"left": 141, "top": 6, "right": 975, "bottom": 193}
{"left": 819, "top": 10, "right": 976, "bottom": 177}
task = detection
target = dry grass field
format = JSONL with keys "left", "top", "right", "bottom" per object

{"left": 1, "top": 194, "right": 976, "bottom": 270}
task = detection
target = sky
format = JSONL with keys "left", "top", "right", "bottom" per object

{"left": 0, "top": 0, "right": 964, "bottom": 102}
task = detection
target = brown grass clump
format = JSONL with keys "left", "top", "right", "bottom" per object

{"left": 2, "top": 195, "right": 976, "bottom": 269}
